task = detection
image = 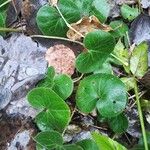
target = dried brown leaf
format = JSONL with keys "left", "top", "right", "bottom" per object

{"left": 67, "top": 15, "right": 112, "bottom": 41}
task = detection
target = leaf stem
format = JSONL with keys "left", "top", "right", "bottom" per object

{"left": 30, "top": 34, "right": 84, "bottom": 46}
{"left": 111, "top": 53, "right": 128, "bottom": 66}
{"left": 133, "top": 79, "right": 149, "bottom": 150}
{"left": 55, "top": 5, "right": 85, "bottom": 38}
{"left": 62, "top": 107, "right": 76, "bottom": 136}
{"left": 0, "top": 27, "right": 23, "bottom": 32}
{"left": 0, "top": 0, "right": 11, "bottom": 9}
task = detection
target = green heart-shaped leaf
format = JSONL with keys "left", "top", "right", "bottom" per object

{"left": 38, "top": 67, "right": 55, "bottom": 88}
{"left": 108, "top": 113, "right": 128, "bottom": 133}
{"left": 34, "top": 131, "right": 63, "bottom": 150}
{"left": 92, "top": 132, "right": 127, "bottom": 150}
{"left": 27, "top": 88, "right": 71, "bottom": 132}
{"left": 110, "top": 20, "right": 128, "bottom": 38}
{"left": 53, "top": 74, "right": 73, "bottom": 100}
{"left": 76, "top": 74, "right": 127, "bottom": 117}
{"left": 36, "top": 0, "right": 81, "bottom": 37}
{"left": 38, "top": 67, "right": 73, "bottom": 100}
{"left": 76, "top": 30, "right": 115, "bottom": 73}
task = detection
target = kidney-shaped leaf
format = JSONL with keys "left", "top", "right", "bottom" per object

{"left": 53, "top": 74, "right": 73, "bottom": 100}
{"left": 76, "top": 74, "right": 127, "bottom": 117}
{"left": 36, "top": 0, "right": 81, "bottom": 37}
{"left": 76, "top": 30, "right": 115, "bottom": 73}
{"left": 34, "top": 131, "right": 63, "bottom": 150}
{"left": 38, "top": 67, "right": 73, "bottom": 100}
{"left": 92, "top": 132, "right": 127, "bottom": 150}
{"left": 108, "top": 113, "right": 128, "bottom": 133}
{"left": 27, "top": 88, "right": 71, "bottom": 132}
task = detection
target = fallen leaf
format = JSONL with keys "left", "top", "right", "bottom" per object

{"left": 67, "top": 15, "right": 112, "bottom": 41}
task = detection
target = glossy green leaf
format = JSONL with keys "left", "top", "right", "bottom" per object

{"left": 92, "top": 132, "right": 127, "bottom": 150}
{"left": 38, "top": 67, "right": 55, "bottom": 87}
{"left": 110, "top": 20, "right": 128, "bottom": 38}
{"left": 36, "top": 0, "right": 81, "bottom": 37}
{"left": 76, "top": 139, "right": 99, "bottom": 150}
{"left": 121, "top": 77, "right": 135, "bottom": 91}
{"left": 130, "top": 42, "right": 148, "bottom": 78}
{"left": 76, "top": 30, "right": 115, "bottom": 73}
{"left": 108, "top": 113, "right": 128, "bottom": 133}
{"left": 121, "top": 4, "right": 139, "bottom": 21}
{"left": 74, "top": 0, "right": 93, "bottom": 16}
{"left": 53, "top": 74, "right": 73, "bottom": 100}
{"left": 94, "top": 61, "right": 113, "bottom": 74}
{"left": 76, "top": 74, "right": 127, "bottom": 117}
{"left": 27, "top": 88, "right": 71, "bottom": 132}
{"left": 38, "top": 67, "right": 73, "bottom": 100}
{"left": 91, "top": 0, "right": 110, "bottom": 23}
{"left": 34, "top": 131, "right": 63, "bottom": 150}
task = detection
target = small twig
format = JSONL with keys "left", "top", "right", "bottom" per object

{"left": 89, "top": 124, "right": 107, "bottom": 131}
{"left": 73, "top": 74, "right": 84, "bottom": 83}
{"left": 30, "top": 35, "right": 84, "bottom": 46}
{"left": 129, "top": 90, "right": 147, "bottom": 109}
{"left": 124, "top": 133, "right": 132, "bottom": 144}
{"left": 0, "top": 27, "right": 23, "bottom": 32}
{"left": 62, "top": 107, "right": 76, "bottom": 136}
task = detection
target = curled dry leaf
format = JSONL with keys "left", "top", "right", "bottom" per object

{"left": 45, "top": 44, "right": 76, "bottom": 75}
{"left": 67, "top": 16, "right": 112, "bottom": 41}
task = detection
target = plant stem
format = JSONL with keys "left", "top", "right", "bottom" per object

{"left": 30, "top": 34, "right": 84, "bottom": 46}
{"left": 0, "top": 0, "right": 11, "bottom": 9}
{"left": 111, "top": 53, "right": 128, "bottom": 66}
{"left": 134, "top": 79, "right": 149, "bottom": 150}
{"left": 0, "top": 27, "right": 23, "bottom": 32}
{"left": 55, "top": 5, "right": 84, "bottom": 38}
{"left": 62, "top": 107, "right": 76, "bottom": 136}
